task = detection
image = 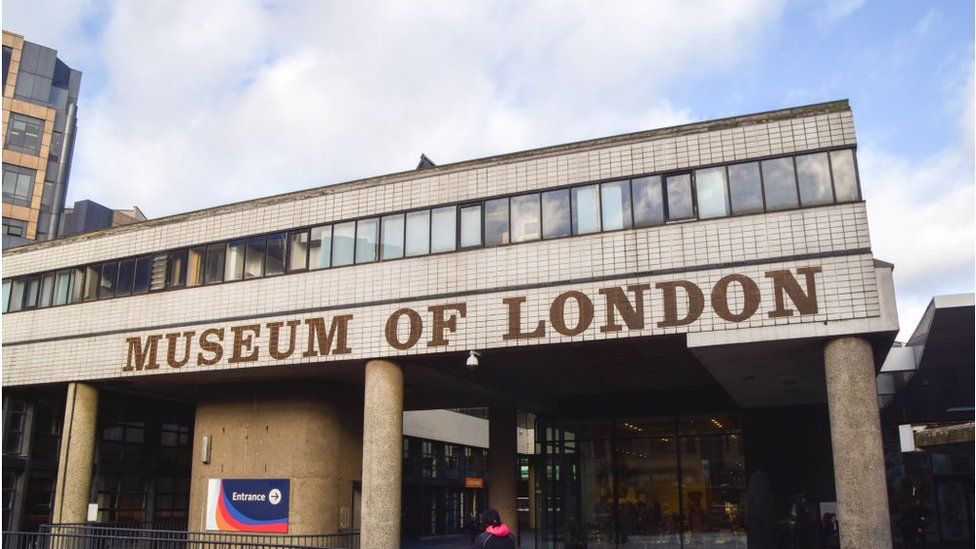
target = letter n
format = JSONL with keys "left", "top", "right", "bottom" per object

{"left": 766, "top": 266, "right": 822, "bottom": 318}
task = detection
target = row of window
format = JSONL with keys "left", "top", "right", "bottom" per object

{"left": 2, "top": 148, "right": 861, "bottom": 314}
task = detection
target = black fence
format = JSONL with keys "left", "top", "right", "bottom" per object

{"left": 2, "top": 524, "right": 359, "bottom": 549}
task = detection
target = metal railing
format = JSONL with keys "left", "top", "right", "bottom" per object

{"left": 3, "top": 524, "right": 360, "bottom": 549}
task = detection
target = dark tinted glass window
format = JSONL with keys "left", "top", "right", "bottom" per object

{"left": 244, "top": 236, "right": 266, "bottom": 278}
{"left": 5, "top": 114, "right": 44, "bottom": 155}
{"left": 99, "top": 262, "right": 118, "bottom": 300}
{"left": 2, "top": 164, "right": 36, "bottom": 207}
{"left": 830, "top": 150, "right": 860, "bottom": 202}
{"left": 727, "top": 162, "right": 763, "bottom": 215}
{"left": 761, "top": 158, "right": 798, "bottom": 211}
{"left": 484, "top": 198, "right": 509, "bottom": 246}
{"left": 133, "top": 257, "right": 151, "bottom": 294}
{"left": 541, "top": 189, "right": 570, "bottom": 238}
{"left": 632, "top": 176, "right": 664, "bottom": 227}
{"left": 796, "top": 153, "right": 833, "bottom": 206}
{"left": 266, "top": 233, "right": 286, "bottom": 276}
{"left": 204, "top": 244, "right": 225, "bottom": 284}
{"left": 116, "top": 259, "right": 135, "bottom": 297}
{"left": 665, "top": 174, "right": 694, "bottom": 221}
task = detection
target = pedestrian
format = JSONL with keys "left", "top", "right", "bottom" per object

{"left": 466, "top": 511, "right": 482, "bottom": 545}
{"left": 821, "top": 512, "right": 839, "bottom": 547}
{"left": 472, "top": 508, "right": 516, "bottom": 548}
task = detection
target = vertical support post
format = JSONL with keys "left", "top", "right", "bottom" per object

{"left": 489, "top": 400, "right": 518, "bottom": 537}
{"left": 824, "top": 336, "right": 893, "bottom": 548}
{"left": 52, "top": 382, "right": 99, "bottom": 524}
{"left": 360, "top": 359, "right": 403, "bottom": 549}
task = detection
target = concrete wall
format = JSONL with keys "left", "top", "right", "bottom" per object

{"left": 187, "top": 382, "right": 363, "bottom": 535}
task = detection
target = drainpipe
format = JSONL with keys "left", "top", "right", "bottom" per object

{"left": 46, "top": 101, "right": 77, "bottom": 239}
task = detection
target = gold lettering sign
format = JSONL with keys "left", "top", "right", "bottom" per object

{"left": 122, "top": 268, "right": 820, "bottom": 372}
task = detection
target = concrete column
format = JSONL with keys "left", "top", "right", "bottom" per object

{"left": 488, "top": 400, "right": 518, "bottom": 537}
{"left": 824, "top": 337, "right": 893, "bottom": 548}
{"left": 360, "top": 360, "right": 403, "bottom": 549}
{"left": 52, "top": 382, "right": 99, "bottom": 524}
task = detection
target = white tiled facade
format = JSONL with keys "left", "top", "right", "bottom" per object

{"left": 2, "top": 102, "right": 895, "bottom": 387}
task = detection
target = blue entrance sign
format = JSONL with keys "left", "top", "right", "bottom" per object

{"left": 205, "top": 478, "right": 290, "bottom": 533}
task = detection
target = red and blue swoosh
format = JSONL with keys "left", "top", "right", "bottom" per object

{"left": 213, "top": 480, "right": 288, "bottom": 533}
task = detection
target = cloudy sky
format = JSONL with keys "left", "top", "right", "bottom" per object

{"left": 4, "top": 0, "right": 973, "bottom": 338}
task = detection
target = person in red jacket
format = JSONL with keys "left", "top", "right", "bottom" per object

{"left": 471, "top": 508, "right": 516, "bottom": 548}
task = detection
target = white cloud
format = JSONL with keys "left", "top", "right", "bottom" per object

{"left": 0, "top": 0, "right": 784, "bottom": 216}
{"left": 812, "top": 0, "right": 867, "bottom": 27}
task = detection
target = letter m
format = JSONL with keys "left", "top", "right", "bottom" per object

{"left": 123, "top": 335, "right": 162, "bottom": 371}
{"left": 766, "top": 266, "right": 822, "bottom": 318}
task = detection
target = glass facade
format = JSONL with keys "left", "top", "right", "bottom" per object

{"left": 537, "top": 414, "right": 745, "bottom": 548}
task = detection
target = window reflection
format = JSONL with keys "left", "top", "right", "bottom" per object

{"left": 601, "top": 180, "right": 632, "bottom": 231}
{"left": 203, "top": 244, "right": 224, "bottom": 284}
{"left": 572, "top": 184, "right": 601, "bottom": 235}
{"left": 632, "top": 176, "right": 664, "bottom": 227}
{"left": 431, "top": 207, "right": 457, "bottom": 253}
{"left": 511, "top": 194, "right": 541, "bottom": 243}
{"left": 542, "top": 189, "right": 570, "bottom": 238}
{"left": 460, "top": 205, "right": 482, "bottom": 248}
{"left": 695, "top": 167, "right": 729, "bottom": 219}
{"left": 332, "top": 221, "right": 356, "bottom": 266}
{"left": 484, "top": 198, "right": 510, "bottom": 246}
{"left": 224, "top": 240, "right": 245, "bottom": 281}
{"left": 265, "top": 233, "right": 286, "bottom": 276}
{"left": 796, "top": 153, "right": 833, "bottom": 206}
{"left": 761, "top": 158, "right": 798, "bottom": 211}
{"left": 381, "top": 214, "right": 405, "bottom": 259}
{"left": 116, "top": 259, "right": 135, "bottom": 296}
{"left": 728, "top": 162, "right": 763, "bottom": 215}
{"left": 665, "top": 174, "right": 694, "bottom": 220}
{"left": 288, "top": 231, "right": 309, "bottom": 271}
{"left": 243, "top": 236, "right": 266, "bottom": 278}
{"left": 98, "top": 263, "right": 117, "bottom": 300}
{"left": 830, "top": 149, "right": 860, "bottom": 202}
{"left": 309, "top": 225, "right": 332, "bottom": 269}
{"left": 405, "top": 210, "right": 431, "bottom": 257}
{"left": 70, "top": 267, "right": 86, "bottom": 302}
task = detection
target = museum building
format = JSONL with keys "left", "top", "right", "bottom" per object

{"left": 1, "top": 100, "right": 899, "bottom": 548}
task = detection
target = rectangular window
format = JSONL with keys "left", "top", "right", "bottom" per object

{"left": 727, "top": 162, "right": 763, "bottom": 215}
{"left": 116, "top": 259, "right": 135, "bottom": 297}
{"left": 830, "top": 149, "right": 860, "bottom": 202}
{"left": 332, "top": 221, "right": 356, "bottom": 266}
{"left": 132, "top": 259, "right": 151, "bottom": 294}
{"left": 511, "top": 194, "right": 541, "bottom": 243}
{"left": 2, "top": 164, "right": 36, "bottom": 207}
{"left": 600, "top": 180, "right": 632, "bottom": 230}
{"left": 244, "top": 236, "right": 267, "bottom": 278}
{"left": 695, "top": 167, "right": 729, "bottom": 219}
{"left": 288, "top": 230, "right": 309, "bottom": 271}
{"left": 2, "top": 279, "right": 10, "bottom": 313}
{"left": 70, "top": 267, "right": 86, "bottom": 302}
{"left": 632, "top": 176, "right": 664, "bottom": 227}
{"left": 225, "top": 239, "right": 246, "bottom": 281}
{"left": 541, "top": 189, "right": 570, "bottom": 238}
{"left": 571, "top": 185, "right": 601, "bottom": 234}
{"left": 405, "top": 211, "right": 431, "bottom": 257}
{"left": 381, "top": 214, "right": 405, "bottom": 260}
{"left": 484, "top": 198, "right": 510, "bottom": 246}
{"left": 355, "top": 218, "right": 379, "bottom": 264}
{"left": 761, "top": 157, "right": 798, "bottom": 211}
{"left": 665, "top": 174, "right": 694, "bottom": 221}
{"left": 23, "top": 277, "right": 39, "bottom": 309}
{"left": 99, "top": 262, "right": 117, "bottom": 300}
{"left": 309, "top": 225, "right": 332, "bottom": 269}
{"left": 265, "top": 233, "right": 286, "bottom": 276}
{"left": 204, "top": 244, "right": 225, "bottom": 284}
{"left": 84, "top": 266, "right": 99, "bottom": 301}
{"left": 5, "top": 113, "right": 44, "bottom": 155}
{"left": 796, "top": 152, "right": 833, "bottom": 206}
{"left": 168, "top": 250, "right": 187, "bottom": 288}
{"left": 186, "top": 247, "right": 205, "bottom": 286}
{"left": 8, "top": 279, "right": 25, "bottom": 312}
{"left": 431, "top": 206, "right": 457, "bottom": 253}
{"left": 2, "top": 217, "right": 26, "bottom": 237}
{"left": 53, "top": 270, "right": 71, "bottom": 306}
{"left": 150, "top": 255, "right": 168, "bottom": 291}
{"left": 460, "top": 205, "right": 482, "bottom": 247}
{"left": 38, "top": 273, "right": 54, "bottom": 308}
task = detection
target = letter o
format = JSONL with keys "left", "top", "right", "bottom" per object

{"left": 385, "top": 308, "right": 423, "bottom": 350}
{"left": 550, "top": 291, "right": 595, "bottom": 336}
{"left": 711, "top": 274, "right": 761, "bottom": 322}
